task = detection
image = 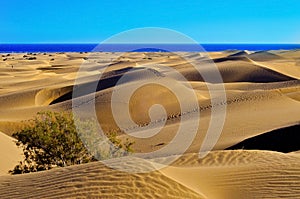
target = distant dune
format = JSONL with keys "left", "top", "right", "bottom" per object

{"left": 0, "top": 50, "right": 300, "bottom": 198}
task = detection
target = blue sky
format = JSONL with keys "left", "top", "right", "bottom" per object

{"left": 1, "top": 0, "right": 300, "bottom": 43}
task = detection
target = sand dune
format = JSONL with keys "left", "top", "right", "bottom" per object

{"left": 227, "top": 50, "right": 250, "bottom": 57}
{"left": 216, "top": 60, "right": 295, "bottom": 82}
{"left": 0, "top": 51, "right": 300, "bottom": 198}
{"left": 0, "top": 156, "right": 203, "bottom": 199}
{"left": 0, "top": 151, "right": 299, "bottom": 199}
{"left": 227, "top": 124, "right": 300, "bottom": 152}
{"left": 162, "top": 150, "right": 300, "bottom": 199}
{"left": 247, "top": 51, "right": 283, "bottom": 61}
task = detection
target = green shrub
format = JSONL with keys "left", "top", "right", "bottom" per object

{"left": 10, "top": 111, "right": 133, "bottom": 174}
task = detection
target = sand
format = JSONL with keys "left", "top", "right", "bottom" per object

{"left": 0, "top": 50, "right": 299, "bottom": 198}
{"left": 0, "top": 132, "right": 22, "bottom": 175}
{"left": 0, "top": 151, "right": 299, "bottom": 199}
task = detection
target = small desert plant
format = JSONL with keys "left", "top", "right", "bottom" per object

{"left": 10, "top": 111, "right": 133, "bottom": 174}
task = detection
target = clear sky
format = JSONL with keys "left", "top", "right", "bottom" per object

{"left": 1, "top": 0, "right": 300, "bottom": 43}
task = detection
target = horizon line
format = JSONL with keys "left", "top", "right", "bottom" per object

{"left": 1, "top": 42, "right": 300, "bottom": 45}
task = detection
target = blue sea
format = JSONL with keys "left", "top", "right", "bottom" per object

{"left": 0, "top": 44, "right": 300, "bottom": 53}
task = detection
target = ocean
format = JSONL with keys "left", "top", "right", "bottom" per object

{"left": 0, "top": 44, "right": 300, "bottom": 53}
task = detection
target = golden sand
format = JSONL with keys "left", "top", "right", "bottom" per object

{"left": 0, "top": 51, "right": 299, "bottom": 198}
